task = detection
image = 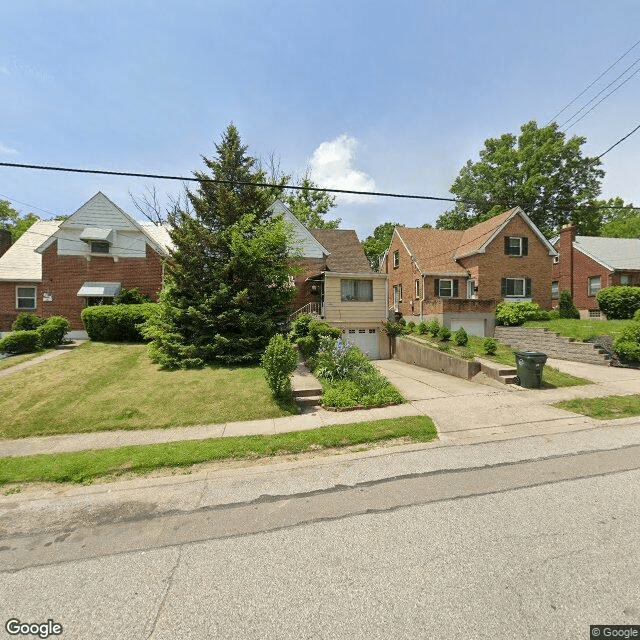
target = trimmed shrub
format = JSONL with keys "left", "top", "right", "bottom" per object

{"left": 417, "top": 321, "right": 428, "bottom": 335}
{"left": 36, "top": 316, "right": 71, "bottom": 348}
{"left": 407, "top": 321, "right": 416, "bottom": 332}
{"left": 294, "top": 319, "right": 341, "bottom": 358}
{"left": 437, "top": 343, "right": 451, "bottom": 352}
{"left": 112, "top": 288, "right": 152, "bottom": 305}
{"left": 381, "top": 320, "right": 406, "bottom": 339}
{"left": 596, "top": 286, "right": 640, "bottom": 320}
{"left": 452, "top": 326, "right": 469, "bottom": 346}
{"left": 558, "top": 290, "right": 580, "bottom": 319}
{"left": 0, "top": 330, "right": 39, "bottom": 354}
{"left": 11, "top": 313, "right": 45, "bottom": 331}
{"left": 81, "top": 303, "right": 159, "bottom": 342}
{"left": 483, "top": 337, "right": 498, "bottom": 356}
{"left": 495, "top": 301, "right": 543, "bottom": 326}
{"left": 261, "top": 334, "right": 298, "bottom": 398}
{"left": 613, "top": 322, "right": 640, "bottom": 362}
{"left": 427, "top": 319, "right": 440, "bottom": 337}
{"left": 634, "top": 309, "right": 640, "bottom": 321}
{"left": 437, "top": 324, "right": 451, "bottom": 341}
{"left": 461, "top": 348, "right": 475, "bottom": 360}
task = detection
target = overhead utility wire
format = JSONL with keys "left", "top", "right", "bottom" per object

{"left": 596, "top": 122, "right": 640, "bottom": 160}
{"left": 0, "top": 191, "right": 60, "bottom": 217}
{"left": 547, "top": 38, "right": 640, "bottom": 124}
{"left": 559, "top": 58, "right": 640, "bottom": 130}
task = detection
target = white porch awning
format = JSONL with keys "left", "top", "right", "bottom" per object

{"left": 77, "top": 282, "right": 122, "bottom": 297}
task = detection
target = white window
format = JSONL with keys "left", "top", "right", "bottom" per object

{"left": 504, "top": 278, "right": 526, "bottom": 297}
{"left": 393, "top": 250, "right": 400, "bottom": 268}
{"left": 552, "top": 281, "right": 559, "bottom": 298}
{"left": 466, "top": 279, "right": 476, "bottom": 299}
{"left": 16, "top": 286, "right": 37, "bottom": 310}
{"left": 341, "top": 279, "right": 373, "bottom": 302}
{"left": 438, "top": 279, "right": 453, "bottom": 297}
{"left": 505, "top": 236, "right": 528, "bottom": 256}
{"left": 588, "top": 276, "right": 601, "bottom": 296}
{"left": 621, "top": 274, "right": 631, "bottom": 285}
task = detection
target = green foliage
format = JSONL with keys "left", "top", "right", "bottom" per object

{"left": 417, "top": 321, "right": 428, "bottom": 335}
{"left": 113, "top": 288, "right": 152, "bottom": 305}
{"left": 427, "top": 319, "right": 440, "bottom": 337}
{"left": 634, "top": 309, "right": 640, "bottom": 321}
{"left": 452, "top": 326, "right": 469, "bottom": 346}
{"left": 558, "top": 290, "right": 580, "bottom": 319}
{"left": 0, "top": 200, "right": 39, "bottom": 241}
{"left": 483, "top": 337, "right": 498, "bottom": 356}
{"left": 292, "top": 319, "right": 341, "bottom": 358}
{"left": 11, "top": 312, "right": 45, "bottom": 331}
{"left": 142, "top": 125, "right": 298, "bottom": 368}
{"left": 36, "top": 316, "right": 71, "bottom": 348}
{"left": 596, "top": 286, "right": 640, "bottom": 320}
{"left": 361, "top": 222, "right": 400, "bottom": 271}
{"left": 613, "top": 322, "right": 640, "bottom": 362}
{"left": 82, "top": 304, "right": 159, "bottom": 343}
{"left": 437, "top": 343, "right": 451, "bottom": 352}
{"left": 280, "top": 175, "right": 340, "bottom": 229}
{"left": 381, "top": 320, "right": 406, "bottom": 339}
{"left": 598, "top": 198, "right": 640, "bottom": 238}
{"left": 495, "top": 301, "right": 544, "bottom": 326}
{"left": 261, "top": 334, "right": 298, "bottom": 398}
{"left": 461, "top": 348, "right": 476, "bottom": 360}
{"left": 437, "top": 324, "right": 451, "bottom": 341}
{"left": 0, "top": 330, "right": 39, "bottom": 354}
{"left": 407, "top": 321, "right": 416, "bottom": 332}
{"left": 289, "top": 313, "right": 314, "bottom": 342}
{"left": 435, "top": 120, "right": 605, "bottom": 236}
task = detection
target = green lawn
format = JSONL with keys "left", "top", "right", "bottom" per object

{"left": 554, "top": 394, "right": 640, "bottom": 420}
{"left": 0, "top": 350, "right": 53, "bottom": 372}
{"left": 0, "top": 342, "right": 297, "bottom": 439}
{"left": 523, "top": 318, "right": 632, "bottom": 341}
{"left": 0, "top": 416, "right": 437, "bottom": 485}
{"left": 409, "top": 334, "right": 591, "bottom": 388}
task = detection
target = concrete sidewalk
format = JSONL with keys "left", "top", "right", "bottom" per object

{"left": 0, "top": 354, "right": 638, "bottom": 459}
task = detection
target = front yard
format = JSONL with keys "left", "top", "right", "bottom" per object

{"left": 523, "top": 318, "right": 632, "bottom": 341}
{"left": 0, "top": 342, "right": 297, "bottom": 439}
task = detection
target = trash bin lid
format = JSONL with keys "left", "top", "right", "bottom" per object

{"left": 514, "top": 351, "right": 548, "bottom": 361}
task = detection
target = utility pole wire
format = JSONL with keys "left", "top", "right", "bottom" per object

{"left": 597, "top": 122, "right": 640, "bottom": 159}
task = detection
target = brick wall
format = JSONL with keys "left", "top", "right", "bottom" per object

{"left": 0, "top": 281, "right": 41, "bottom": 330}
{"left": 385, "top": 232, "right": 421, "bottom": 316}
{"left": 38, "top": 241, "right": 165, "bottom": 329}
{"left": 290, "top": 257, "right": 326, "bottom": 313}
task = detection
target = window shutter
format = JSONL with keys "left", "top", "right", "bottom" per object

{"left": 501, "top": 278, "right": 507, "bottom": 297}
{"left": 522, "top": 237, "right": 528, "bottom": 256}
{"left": 434, "top": 278, "right": 439, "bottom": 297}
{"left": 504, "top": 237, "right": 510, "bottom": 255}
{"left": 525, "top": 278, "right": 532, "bottom": 297}
{"left": 453, "top": 279, "right": 459, "bottom": 297}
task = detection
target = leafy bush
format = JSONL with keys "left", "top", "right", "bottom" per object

{"left": 398, "top": 317, "right": 407, "bottom": 327}
{"left": 314, "top": 338, "right": 368, "bottom": 381}
{"left": 11, "top": 313, "right": 45, "bottom": 331}
{"left": 113, "top": 288, "right": 152, "bottom": 305}
{"left": 0, "top": 330, "right": 39, "bottom": 354}
{"left": 548, "top": 309, "right": 561, "bottom": 320}
{"left": 558, "top": 290, "right": 580, "bottom": 319}
{"left": 597, "top": 286, "right": 640, "bottom": 320}
{"left": 427, "top": 319, "right": 440, "bottom": 337}
{"left": 417, "top": 321, "right": 428, "bottom": 335}
{"left": 634, "top": 309, "right": 640, "bottom": 321}
{"left": 407, "top": 321, "right": 416, "bottom": 332}
{"left": 381, "top": 320, "right": 406, "bottom": 339}
{"left": 36, "top": 316, "right": 71, "bottom": 348}
{"left": 437, "top": 343, "right": 451, "bottom": 352}
{"left": 483, "top": 337, "right": 498, "bottom": 355}
{"left": 613, "top": 322, "right": 640, "bottom": 362}
{"left": 82, "top": 303, "right": 159, "bottom": 342}
{"left": 437, "top": 324, "right": 451, "bottom": 341}
{"left": 495, "top": 301, "right": 543, "bottom": 326}
{"left": 294, "top": 320, "right": 342, "bottom": 358}
{"left": 461, "top": 348, "right": 476, "bottom": 360}
{"left": 289, "top": 313, "right": 314, "bottom": 342}
{"left": 261, "top": 334, "right": 298, "bottom": 398}
{"left": 452, "top": 326, "right": 468, "bottom": 346}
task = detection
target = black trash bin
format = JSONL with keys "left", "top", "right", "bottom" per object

{"left": 514, "top": 351, "right": 548, "bottom": 388}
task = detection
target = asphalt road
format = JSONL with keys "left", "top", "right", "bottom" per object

{"left": 1, "top": 441, "right": 639, "bottom": 640}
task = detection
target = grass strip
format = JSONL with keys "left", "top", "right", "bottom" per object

{"left": 523, "top": 319, "right": 632, "bottom": 341}
{"left": 553, "top": 394, "right": 640, "bottom": 420}
{"left": 0, "top": 350, "right": 54, "bottom": 372}
{"left": 0, "top": 416, "right": 437, "bottom": 486}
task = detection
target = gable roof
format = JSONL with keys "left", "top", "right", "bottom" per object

{"left": 267, "top": 200, "right": 330, "bottom": 258}
{"left": 36, "top": 192, "right": 171, "bottom": 257}
{"left": 309, "top": 229, "right": 372, "bottom": 273}
{"left": 568, "top": 236, "right": 640, "bottom": 271}
{"left": 0, "top": 220, "right": 61, "bottom": 281}
{"left": 395, "top": 207, "right": 556, "bottom": 275}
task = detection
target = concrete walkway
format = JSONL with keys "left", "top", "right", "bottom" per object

{"left": 0, "top": 342, "right": 83, "bottom": 379}
{"left": 0, "top": 355, "right": 638, "bottom": 459}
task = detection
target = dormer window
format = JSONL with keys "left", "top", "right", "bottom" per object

{"left": 90, "top": 241, "right": 110, "bottom": 254}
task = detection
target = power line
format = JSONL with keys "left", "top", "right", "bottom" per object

{"left": 559, "top": 58, "right": 640, "bottom": 130}
{"left": 547, "top": 38, "right": 640, "bottom": 124}
{"left": 0, "top": 192, "right": 60, "bottom": 217}
{"left": 597, "top": 122, "right": 640, "bottom": 159}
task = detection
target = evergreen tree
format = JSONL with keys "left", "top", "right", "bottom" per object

{"left": 143, "top": 124, "right": 297, "bottom": 368}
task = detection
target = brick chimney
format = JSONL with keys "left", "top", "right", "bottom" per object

{"left": 0, "top": 228, "right": 12, "bottom": 258}
{"left": 556, "top": 224, "right": 576, "bottom": 297}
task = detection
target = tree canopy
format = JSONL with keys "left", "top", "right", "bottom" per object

{"left": 143, "top": 124, "right": 298, "bottom": 368}
{"left": 435, "top": 120, "right": 605, "bottom": 236}
{"left": 0, "top": 200, "right": 39, "bottom": 241}
{"left": 361, "top": 222, "right": 400, "bottom": 271}
{"left": 597, "top": 197, "right": 640, "bottom": 238}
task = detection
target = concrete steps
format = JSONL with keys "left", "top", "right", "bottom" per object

{"left": 291, "top": 357, "right": 323, "bottom": 410}
{"left": 494, "top": 326, "right": 611, "bottom": 366}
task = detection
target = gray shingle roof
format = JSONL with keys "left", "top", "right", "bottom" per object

{"left": 573, "top": 236, "right": 640, "bottom": 271}
{"left": 309, "top": 229, "right": 372, "bottom": 273}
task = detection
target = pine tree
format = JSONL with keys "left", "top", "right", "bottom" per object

{"left": 143, "top": 124, "right": 297, "bottom": 368}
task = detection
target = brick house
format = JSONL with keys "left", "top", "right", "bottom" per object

{"left": 552, "top": 225, "right": 640, "bottom": 318}
{"left": 0, "top": 192, "right": 171, "bottom": 334}
{"left": 382, "top": 207, "right": 557, "bottom": 336}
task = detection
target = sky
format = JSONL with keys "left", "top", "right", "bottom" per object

{"left": 1, "top": 0, "right": 639, "bottom": 241}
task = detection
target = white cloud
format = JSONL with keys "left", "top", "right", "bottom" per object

{"left": 0, "top": 142, "right": 18, "bottom": 155}
{"left": 309, "top": 134, "right": 377, "bottom": 204}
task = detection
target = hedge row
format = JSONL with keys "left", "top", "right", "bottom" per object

{"left": 0, "top": 315, "right": 71, "bottom": 354}
{"left": 80, "top": 303, "right": 159, "bottom": 342}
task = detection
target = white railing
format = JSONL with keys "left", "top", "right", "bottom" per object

{"left": 289, "top": 302, "right": 322, "bottom": 321}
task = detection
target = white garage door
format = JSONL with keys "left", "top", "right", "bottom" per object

{"left": 344, "top": 328, "right": 380, "bottom": 359}
{"left": 450, "top": 318, "right": 486, "bottom": 337}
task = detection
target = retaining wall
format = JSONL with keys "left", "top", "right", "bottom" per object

{"left": 395, "top": 336, "right": 481, "bottom": 379}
